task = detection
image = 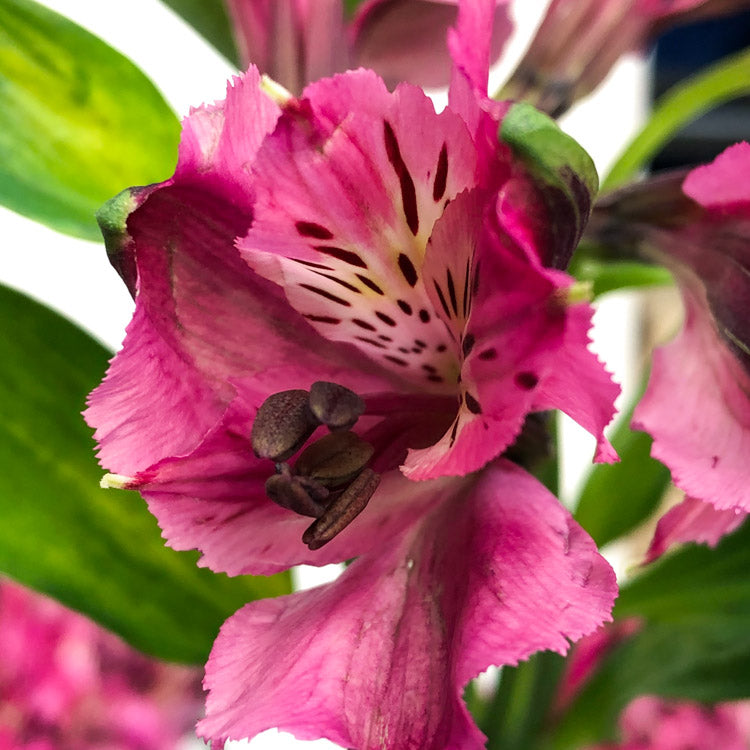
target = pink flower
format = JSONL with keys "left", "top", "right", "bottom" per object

{"left": 589, "top": 143, "right": 750, "bottom": 559}
{"left": 589, "top": 695, "right": 750, "bottom": 750}
{"left": 223, "top": 0, "right": 512, "bottom": 94}
{"left": 501, "top": 0, "right": 750, "bottom": 117}
{"left": 87, "top": 2, "right": 618, "bottom": 746}
{"left": 0, "top": 580, "right": 202, "bottom": 750}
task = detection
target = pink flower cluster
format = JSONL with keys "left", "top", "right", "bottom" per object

{"left": 0, "top": 580, "right": 202, "bottom": 750}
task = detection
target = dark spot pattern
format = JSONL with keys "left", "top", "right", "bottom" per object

{"left": 356, "top": 336, "right": 387, "bottom": 349}
{"left": 515, "top": 372, "right": 539, "bottom": 391}
{"left": 295, "top": 221, "right": 334, "bottom": 239}
{"left": 398, "top": 253, "right": 419, "bottom": 287}
{"left": 357, "top": 274, "right": 384, "bottom": 294}
{"left": 473, "top": 260, "right": 481, "bottom": 296}
{"left": 397, "top": 300, "right": 413, "bottom": 315}
{"left": 376, "top": 312, "right": 397, "bottom": 327}
{"left": 462, "top": 258, "right": 471, "bottom": 318}
{"left": 384, "top": 121, "right": 419, "bottom": 235}
{"left": 433, "top": 281, "right": 451, "bottom": 318}
{"left": 384, "top": 355, "right": 408, "bottom": 367}
{"left": 465, "top": 393, "right": 482, "bottom": 414}
{"left": 299, "top": 284, "right": 351, "bottom": 306}
{"left": 352, "top": 318, "right": 376, "bottom": 331}
{"left": 304, "top": 314, "right": 340, "bottom": 324}
{"left": 314, "top": 245, "right": 367, "bottom": 269}
{"left": 419, "top": 309, "right": 430, "bottom": 323}
{"left": 478, "top": 348, "right": 497, "bottom": 361}
{"left": 292, "top": 258, "right": 334, "bottom": 270}
{"left": 462, "top": 333, "right": 475, "bottom": 358}
{"left": 315, "top": 273, "right": 361, "bottom": 293}
{"left": 446, "top": 269, "right": 458, "bottom": 316}
{"left": 433, "top": 143, "right": 448, "bottom": 202}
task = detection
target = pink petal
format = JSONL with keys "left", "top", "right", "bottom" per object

{"left": 223, "top": 1, "right": 346, "bottom": 94}
{"left": 633, "top": 283, "right": 750, "bottom": 513}
{"left": 175, "top": 67, "right": 281, "bottom": 193}
{"left": 352, "top": 0, "right": 512, "bottom": 91}
{"left": 199, "top": 460, "right": 616, "bottom": 748}
{"left": 682, "top": 141, "right": 750, "bottom": 208}
{"left": 124, "top": 377, "right": 445, "bottom": 576}
{"left": 404, "top": 191, "right": 617, "bottom": 478}
{"left": 645, "top": 496, "right": 746, "bottom": 562}
{"left": 240, "top": 70, "right": 478, "bottom": 387}
{"left": 615, "top": 696, "right": 750, "bottom": 750}
{"left": 532, "top": 303, "right": 619, "bottom": 463}
{"left": 88, "top": 71, "right": 398, "bottom": 474}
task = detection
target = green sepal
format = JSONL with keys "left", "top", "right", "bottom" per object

{"left": 499, "top": 102, "right": 598, "bottom": 268}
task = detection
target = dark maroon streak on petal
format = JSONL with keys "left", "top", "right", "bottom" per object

{"left": 433, "top": 143, "right": 449, "bottom": 202}
{"left": 398, "top": 253, "right": 419, "bottom": 287}
{"left": 384, "top": 121, "right": 420, "bottom": 235}
{"left": 314, "top": 246, "right": 368, "bottom": 268}
{"left": 295, "top": 220, "right": 335, "bottom": 240}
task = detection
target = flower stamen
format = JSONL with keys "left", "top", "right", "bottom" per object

{"left": 302, "top": 468, "right": 381, "bottom": 550}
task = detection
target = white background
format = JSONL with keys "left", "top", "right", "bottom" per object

{"left": 0, "top": 2, "right": 648, "bottom": 748}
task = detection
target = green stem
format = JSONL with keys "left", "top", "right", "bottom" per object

{"left": 603, "top": 47, "right": 750, "bottom": 191}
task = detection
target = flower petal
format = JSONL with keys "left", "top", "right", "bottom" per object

{"left": 532, "top": 303, "right": 619, "bottom": 463}
{"left": 240, "top": 70, "right": 478, "bottom": 386}
{"left": 633, "top": 283, "right": 750, "bottom": 513}
{"left": 223, "top": 0, "right": 347, "bottom": 95}
{"left": 353, "top": 0, "right": 512, "bottom": 91}
{"left": 404, "top": 191, "right": 617, "bottom": 478}
{"left": 646, "top": 496, "right": 746, "bottom": 562}
{"left": 87, "top": 70, "right": 398, "bottom": 474}
{"left": 128, "top": 381, "right": 452, "bottom": 575}
{"left": 199, "top": 460, "right": 616, "bottom": 748}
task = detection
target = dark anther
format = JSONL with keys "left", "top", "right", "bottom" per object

{"left": 294, "top": 431, "right": 374, "bottom": 488}
{"left": 265, "top": 468, "right": 328, "bottom": 518}
{"left": 308, "top": 381, "right": 365, "bottom": 431}
{"left": 251, "top": 389, "right": 318, "bottom": 461}
{"left": 302, "top": 468, "right": 380, "bottom": 550}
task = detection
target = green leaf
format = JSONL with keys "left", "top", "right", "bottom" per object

{"left": 574, "top": 398, "right": 672, "bottom": 547}
{"left": 570, "top": 257, "right": 673, "bottom": 298}
{"left": 553, "top": 519, "right": 750, "bottom": 749}
{"left": 481, "top": 652, "right": 565, "bottom": 750}
{"left": 0, "top": 0, "right": 180, "bottom": 240}
{"left": 158, "top": 0, "right": 239, "bottom": 66}
{"left": 0, "top": 283, "right": 291, "bottom": 663}
{"left": 603, "top": 47, "right": 750, "bottom": 191}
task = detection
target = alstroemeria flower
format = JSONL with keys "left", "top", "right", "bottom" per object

{"left": 223, "top": 0, "right": 512, "bottom": 94}
{"left": 588, "top": 143, "right": 750, "bottom": 560}
{"left": 87, "top": 2, "right": 618, "bottom": 746}
{"left": 500, "top": 0, "right": 750, "bottom": 118}
{"left": 0, "top": 580, "right": 202, "bottom": 750}
{"left": 587, "top": 695, "right": 750, "bottom": 750}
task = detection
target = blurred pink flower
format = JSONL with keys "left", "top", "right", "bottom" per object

{"left": 590, "top": 695, "right": 750, "bottom": 750}
{"left": 223, "top": 0, "right": 512, "bottom": 94}
{"left": 589, "top": 143, "right": 750, "bottom": 559}
{"left": 0, "top": 580, "right": 202, "bottom": 750}
{"left": 502, "top": 0, "right": 750, "bottom": 117}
